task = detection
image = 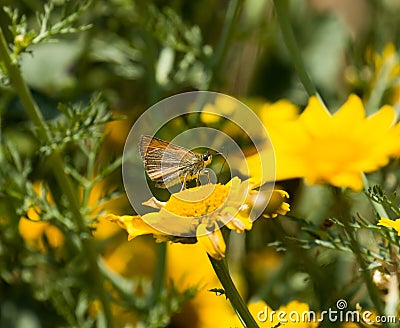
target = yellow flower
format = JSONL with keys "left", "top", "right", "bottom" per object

{"left": 371, "top": 43, "right": 400, "bottom": 82}
{"left": 246, "top": 249, "right": 283, "bottom": 285}
{"left": 347, "top": 43, "right": 400, "bottom": 107}
{"left": 200, "top": 95, "right": 250, "bottom": 137}
{"left": 258, "top": 99, "right": 300, "bottom": 125}
{"left": 377, "top": 218, "right": 400, "bottom": 236}
{"left": 87, "top": 180, "right": 129, "bottom": 240}
{"left": 19, "top": 182, "right": 64, "bottom": 252}
{"left": 201, "top": 96, "right": 236, "bottom": 124}
{"left": 166, "top": 242, "right": 237, "bottom": 328}
{"left": 19, "top": 179, "right": 126, "bottom": 252}
{"left": 263, "top": 189, "right": 290, "bottom": 219}
{"left": 107, "top": 178, "right": 251, "bottom": 260}
{"left": 107, "top": 177, "right": 289, "bottom": 260}
{"left": 248, "top": 94, "right": 400, "bottom": 191}
{"left": 106, "top": 214, "right": 165, "bottom": 241}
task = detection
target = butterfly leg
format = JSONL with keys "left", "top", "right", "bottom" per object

{"left": 181, "top": 172, "right": 189, "bottom": 191}
{"left": 199, "top": 169, "right": 210, "bottom": 185}
{"left": 204, "top": 169, "right": 211, "bottom": 184}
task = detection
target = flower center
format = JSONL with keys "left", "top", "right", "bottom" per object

{"left": 164, "top": 184, "right": 230, "bottom": 217}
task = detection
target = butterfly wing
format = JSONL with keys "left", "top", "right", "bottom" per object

{"left": 139, "top": 135, "right": 198, "bottom": 188}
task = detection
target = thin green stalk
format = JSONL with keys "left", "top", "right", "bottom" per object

{"left": 209, "top": 256, "right": 259, "bottom": 328}
{"left": 335, "top": 185, "right": 388, "bottom": 325}
{"left": 0, "top": 40, "right": 50, "bottom": 141}
{"left": 342, "top": 218, "right": 387, "bottom": 322}
{"left": 208, "top": 0, "right": 243, "bottom": 89}
{"left": 361, "top": 172, "right": 400, "bottom": 251}
{"left": 0, "top": 29, "right": 115, "bottom": 327}
{"left": 273, "top": 0, "right": 318, "bottom": 99}
{"left": 81, "top": 142, "right": 98, "bottom": 207}
{"left": 144, "top": 31, "right": 162, "bottom": 105}
{"left": 366, "top": 64, "right": 390, "bottom": 115}
{"left": 188, "top": 0, "right": 242, "bottom": 126}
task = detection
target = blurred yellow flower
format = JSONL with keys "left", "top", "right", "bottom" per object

{"left": 200, "top": 95, "right": 249, "bottom": 137}
{"left": 166, "top": 242, "right": 237, "bottom": 328}
{"left": 377, "top": 217, "right": 400, "bottom": 236}
{"left": 103, "top": 111, "right": 132, "bottom": 152}
{"left": 371, "top": 43, "right": 400, "bottom": 82}
{"left": 248, "top": 94, "right": 400, "bottom": 190}
{"left": 370, "top": 43, "right": 400, "bottom": 105}
{"left": 263, "top": 189, "right": 290, "bottom": 219}
{"left": 201, "top": 95, "right": 236, "bottom": 124}
{"left": 347, "top": 43, "right": 400, "bottom": 106}
{"left": 88, "top": 180, "right": 129, "bottom": 240}
{"left": 19, "top": 182, "right": 64, "bottom": 252}
{"left": 108, "top": 177, "right": 289, "bottom": 260}
{"left": 19, "top": 179, "right": 126, "bottom": 252}
{"left": 246, "top": 249, "right": 283, "bottom": 285}
{"left": 258, "top": 99, "right": 300, "bottom": 124}
{"left": 19, "top": 215, "right": 64, "bottom": 252}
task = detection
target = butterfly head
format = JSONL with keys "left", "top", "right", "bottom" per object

{"left": 202, "top": 152, "right": 212, "bottom": 166}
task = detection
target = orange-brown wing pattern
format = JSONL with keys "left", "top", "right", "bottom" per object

{"left": 139, "top": 135, "right": 200, "bottom": 188}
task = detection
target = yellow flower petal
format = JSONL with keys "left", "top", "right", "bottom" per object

{"left": 26, "top": 206, "right": 41, "bottom": 221}
{"left": 259, "top": 94, "right": 400, "bottom": 190}
{"left": 300, "top": 96, "right": 332, "bottom": 135}
{"left": 263, "top": 189, "right": 290, "bottom": 218}
{"left": 366, "top": 105, "right": 396, "bottom": 128}
{"left": 164, "top": 183, "right": 231, "bottom": 217}
{"left": 196, "top": 224, "right": 226, "bottom": 260}
{"left": 105, "top": 214, "right": 164, "bottom": 240}
{"left": 18, "top": 217, "right": 64, "bottom": 251}
{"left": 223, "top": 208, "right": 252, "bottom": 232}
{"left": 333, "top": 94, "right": 365, "bottom": 126}
{"left": 259, "top": 99, "right": 300, "bottom": 126}
{"left": 142, "top": 210, "right": 195, "bottom": 237}
{"left": 377, "top": 218, "right": 400, "bottom": 236}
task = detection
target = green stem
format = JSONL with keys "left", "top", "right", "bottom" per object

{"left": 209, "top": 256, "right": 259, "bottom": 328}
{"left": 188, "top": 0, "right": 242, "bottom": 127}
{"left": 208, "top": 0, "right": 243, "bottom": 89}
{"left": 81, "top": 143, "right": 97, "bottom": 207}
{"left": 273, "top": 0, "right": 319, "bottom": 99}
{"left": 342, "top": 218, "right": 387, "bottom": 322}
{"left": 335, "top": 186, "right": 388, "bottom": 324}
{"left": 0, "top": 30, "right": 115, "bottom": 327}
{"left": 0, "top": 41, "right": 51, "bottom": 141}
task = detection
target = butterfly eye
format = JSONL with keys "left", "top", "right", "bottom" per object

{"left": 203, "top": 153, "right": 210, "bottom": 161}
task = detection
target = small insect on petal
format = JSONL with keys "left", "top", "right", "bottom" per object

{"left": 139, "top": 135, "right": 213, "bottom": 189}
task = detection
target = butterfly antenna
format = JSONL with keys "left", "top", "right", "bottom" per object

{"left": 215, "top": 151, "right": 227, "bottom": 183}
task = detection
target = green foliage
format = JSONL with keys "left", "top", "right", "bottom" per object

{"left": 367, "top": 184, "right": 400, "bottom": 217}
{"left": 1, "top": 1, "right": 207, "bottom": 326}
{"left": 40, "top": 94, "right": 114, "bottom": 155}
{"left": 4, "top": 0, "right": 92, "bottom": 59}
